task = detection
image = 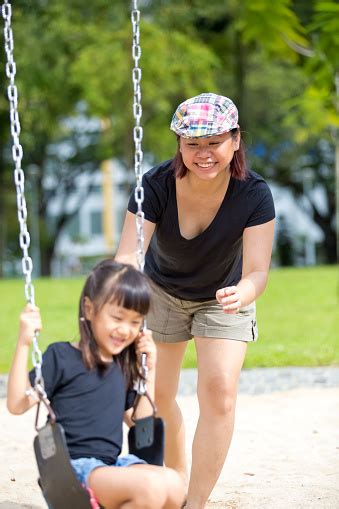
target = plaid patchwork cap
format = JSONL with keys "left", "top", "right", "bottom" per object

{"left": 170, "top": 93, "right": 239, "bottom": 138}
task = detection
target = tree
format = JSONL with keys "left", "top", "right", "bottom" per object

{"left": 1, "top": 0, "right": 218, "bottom": 275}
{"left": 280, "top": 1, "right": 339, "bottom": 263}
{"left": 146, "top": 0, "right": 337, "bottom": 263}
{"left": 2, "top": 0, "right": 338, "bottom": 274}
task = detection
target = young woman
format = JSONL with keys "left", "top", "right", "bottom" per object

{"left": 7, "top": 259, "right": 185, "bottom": 509}
{"left": 116, "top": 93, "right": 275, "bottom": 508}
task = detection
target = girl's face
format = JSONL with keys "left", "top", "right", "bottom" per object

{"left": 179, "top": 131, "right": 240, "bottom": 181}
{"left": 84, "top": 298, "right": 143, "bottom": 361}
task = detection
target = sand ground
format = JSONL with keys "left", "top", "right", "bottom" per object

{"left": 0, "top": 387, "right": 338, "bottom": 508}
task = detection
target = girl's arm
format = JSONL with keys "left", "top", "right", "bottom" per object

{"left": 115, "top": 211, "right": 156, "bottom": 267}
{"left": 216, "top": 219, "right": 275, "bottom": 313}
{"left": 7, "top": 304, "right": 42, "bottom": 414}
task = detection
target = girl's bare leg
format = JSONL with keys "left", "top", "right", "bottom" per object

{"left": 89, "top": 464, "right": 185, "bottom": 509}
{"left": 186, "top": 337, "right": 247, "bottom": 509}
{"left": 154, "top": 341, "right": 188, "bottom": 485}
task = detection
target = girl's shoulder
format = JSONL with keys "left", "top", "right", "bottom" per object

{"left": 30, "top": 342, "right": 83, "bottom": 392}
{"left": 43, "top": 341, "right": 81, "bottom": 364}
{"left": 45, "top": 341, "right": 76, "bottom": 353}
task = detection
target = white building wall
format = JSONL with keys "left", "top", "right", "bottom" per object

{"left": 270, "top": 183, "right": 324, "bottom": 266}
{"left": 51, "top": 161, "right": 130, "bottom": 276}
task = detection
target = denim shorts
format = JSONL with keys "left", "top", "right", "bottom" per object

{"left": 147, "top": 281, "right": 259, "bottom": 343}
{"left": 71, "top": 454, "right": 147, "bottom": 487}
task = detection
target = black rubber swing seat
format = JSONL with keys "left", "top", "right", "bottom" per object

{"left": 34, "top": 421, "right": 102, "bottom": 509}
{"left": 34, "top": 416, "right": 165, "bottom": 508}
{"left": 128, "top": 415, "right": 165, "bottom": 466}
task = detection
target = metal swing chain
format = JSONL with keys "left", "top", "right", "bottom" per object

{"left": 131, "top": 1, "right": 149, "bottom": 395}
{"left": 131, "top": 0, "right": 145, "bottom": 274}
{"left": 1, "top": 1, "right": 46, "bottom": 397}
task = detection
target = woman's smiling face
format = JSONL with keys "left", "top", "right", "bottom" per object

{"left": 179, "top": 131, "right": 240, "bottom": 181}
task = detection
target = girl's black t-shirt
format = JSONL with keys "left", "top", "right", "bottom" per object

{"left": 29, "top": 342, "right": 136, "bottom": 464}
{"left": 128, "top": 160, "right": 275, "bottom": 301}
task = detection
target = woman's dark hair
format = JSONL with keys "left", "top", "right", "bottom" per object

{"left": 170, "top": 128, "right": 248, "bottom": 180}
{"left": 78, "top": 259, "right": 151, "bottom": 387}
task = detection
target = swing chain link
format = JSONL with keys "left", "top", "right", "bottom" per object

{"left": 2, "top": 0, "right": 44, "bottom": 387}
{"left": 3, "top": 0, "right": 147, "bottom": 395}
{"left": 131, "top": 1, "right": 150, "bottom": 396}
{"left": 131, "top": 0, "right": 145, "bottom": 273}
{"left": 138, "top": 352, "right": 148, "bottom": 395}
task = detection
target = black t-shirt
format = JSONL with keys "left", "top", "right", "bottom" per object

{"left": 128, "top": 160, "right": 275, "bottom": 301}
{"left": 29, "top": 342, "right": 136, "bottom": 464}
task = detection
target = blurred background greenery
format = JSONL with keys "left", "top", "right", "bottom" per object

{"left": 0, "top": 1, "right": 338, "bottom": 371}
{"left": 0, "top": 265, "right": 338, "bottom": 373}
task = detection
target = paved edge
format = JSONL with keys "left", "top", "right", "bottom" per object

{"left": 1, "top": 366, "right": 339, "bottom": 399}
{"left": 178, "top": 366, "right": 339, "bottom": 396}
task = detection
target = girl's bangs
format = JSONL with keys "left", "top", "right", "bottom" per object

{"left": 103, "top": 273, "right": 151, "bottom": 316}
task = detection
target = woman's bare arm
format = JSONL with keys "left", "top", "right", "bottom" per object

{"left": 115, "top": 211, "right": 156, "bottom": 267}
{"left": 216, "top": 219, "right": 275, "bottom": 312}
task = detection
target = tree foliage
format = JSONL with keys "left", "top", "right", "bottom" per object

{"left": 0, "top": 0, "right": 337, "bottom": 274}
{"left": 284, "top": 1, "right": 339, "bottom": 140}
{"left": 1, "top": 0, "right": 217, "bottom": 274}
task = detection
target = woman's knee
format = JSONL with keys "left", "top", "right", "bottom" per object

{"left": 155, "top": 342, "right": 186, "bottom": 404}
{"left": 198, "top": 373, "right": 238, "bottom": 417}
{"left": 155, "top": 366, "right": 180, "bottom": 404}
{"left": 155, "top": 381, "right": 177, "bottom": 404}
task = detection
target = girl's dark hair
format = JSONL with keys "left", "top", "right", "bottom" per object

{"left": 78, "top": 259, "right": 151, "bottom": 387}
{"left": 170, "top": 129, "right": 248, "bottom": 180}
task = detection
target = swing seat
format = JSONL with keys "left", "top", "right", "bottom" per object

{"left": 128, "top": 415, "right": 165, "bottom": 466}
{"left": 34, "top": 421, "right": 102, "bottom": 509}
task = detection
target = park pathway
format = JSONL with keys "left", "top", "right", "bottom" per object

{"left": 0, "top": 367, "right": 338, "bottom": 508}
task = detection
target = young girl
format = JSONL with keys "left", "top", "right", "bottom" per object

{"left": 7, "top": 259, "right": 185, "bottom": 509}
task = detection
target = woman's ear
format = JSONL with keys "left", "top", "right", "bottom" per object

{"left": 233, "top": 131, "right": 241, "bottom": 151}
{"left": 83, "top": 296, "right": 94, "bottom": 321}
{"left": 178, "top": 136, "right": 182, "bottom": 153}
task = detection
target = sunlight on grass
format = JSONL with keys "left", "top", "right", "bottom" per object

{"left": 0, "top": 266, "right": 338, "bottom": 373}
{"left": 182, "top": 266, "right": 339, "bottom": 368}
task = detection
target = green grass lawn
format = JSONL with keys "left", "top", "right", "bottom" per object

{"left": 0, "top": 266, "right": 338, "bottom": 373}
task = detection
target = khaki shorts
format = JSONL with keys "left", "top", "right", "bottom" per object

{"left": 147, "top": 282, "right": 259, "bottom": 343}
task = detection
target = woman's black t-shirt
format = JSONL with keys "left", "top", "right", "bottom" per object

{"left": 128, "top": 160, "right": 275, "bottom": 301}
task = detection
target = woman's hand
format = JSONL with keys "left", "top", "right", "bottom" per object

{"left": 18, "top": 304, "right": 42, "bottom": 347}
{"left": 216, "top": 286, "right": 241, "bottom": 314}
{"left": 135, "top": 329, "right": 157, "bottom": 371}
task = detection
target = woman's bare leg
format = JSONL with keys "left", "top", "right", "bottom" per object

{"left": 154, "top": 341, "right": 188, "bottom": 485}
{"left": 186, "top": 337, "right": 247, "bottom": 509}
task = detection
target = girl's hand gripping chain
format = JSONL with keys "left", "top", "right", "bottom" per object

{"left": 18, "top": 304, "right": 42, "bottom": 346}
{"left": 133, "top": 329, "right": 157, "bottom": 416}
{"left": 7, "top": 304, "right": 42, "bottom": 414}
{"left": 135, "top": 328, "right": 157, "bottom": 372}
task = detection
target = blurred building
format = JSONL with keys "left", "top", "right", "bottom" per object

{"left": 271, "top": 183, "right": 324, "bottom": 266}
{"left": 49, "top": 160, "right": 134, "bottom": 276}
